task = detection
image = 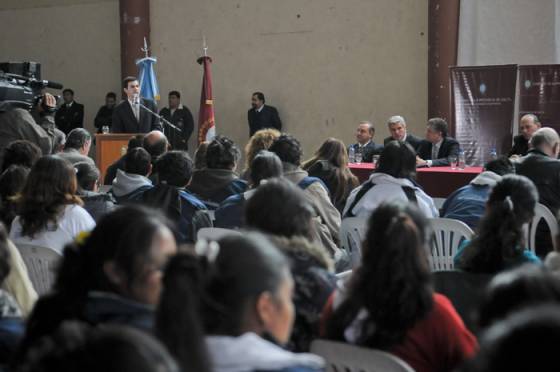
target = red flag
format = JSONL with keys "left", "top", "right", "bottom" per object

{"left": 197, "top": 56, "right": 216, "bottom": 144}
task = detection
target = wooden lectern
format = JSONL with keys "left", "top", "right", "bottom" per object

{"left": 96, "top": 133, "right": 139, "bottom": 184}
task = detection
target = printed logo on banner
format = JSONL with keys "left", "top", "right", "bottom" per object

{"left": 524, "top": 80, "right": 532, "bottom": 89}
{"left": 479, "top": 83, "right": 487, "bottom": 94}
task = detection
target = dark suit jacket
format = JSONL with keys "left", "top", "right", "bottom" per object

{"left": 348, "top": 141, "right": 384, "bottom": 163}
{"left": 159, "top": 105, "right": 194, "bottom": 150}
{"left": 112, "top": 99, "right": 161, "bottom": 134}
{"left": 55, "top": 102, "right": 84, "bottom": 135}
{"left": 248, "top": 105, "right": 282, "bottom": 137}
{"left": 417, "top": 137, "right": 461, "bottom": 166}
{"left": 508, "top": 134, "right": 530, "bottom": 157}
{"left": 383, "top": 133, "right": 423, "bottom": 150}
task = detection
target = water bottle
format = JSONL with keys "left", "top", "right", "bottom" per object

{"left": 348, "top": 146, "right": 356, "bottom": 163}
{"left": 458, "top": 150, "right": 466, "bottom": 170}
{"left": 489, "top": 147, "right": 498, "bottom": 161}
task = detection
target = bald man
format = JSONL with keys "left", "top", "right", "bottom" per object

{"left": 509, "top": 114, "right": 542, "bottom": 157}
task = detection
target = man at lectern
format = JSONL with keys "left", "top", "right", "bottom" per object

{"left": 111, "top": 76, "right": 162, "bottom": 134}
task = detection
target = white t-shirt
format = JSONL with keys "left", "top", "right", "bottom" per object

{"left": 10, "top": 204, "right": 96, "bottom": 254}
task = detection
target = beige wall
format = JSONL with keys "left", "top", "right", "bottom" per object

{"left": 151, "top": 0, "right": 428, "bottom": 158}
{"left": 0, "top": 0, "right": 121, "bottom": 134}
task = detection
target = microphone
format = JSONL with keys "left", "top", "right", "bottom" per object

{"left": 32, "top": 80, "right": 64, "bottom": 90}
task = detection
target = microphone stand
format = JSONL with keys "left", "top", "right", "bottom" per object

{"left": 137, "top": 100, "right": 183, "bottom": 132}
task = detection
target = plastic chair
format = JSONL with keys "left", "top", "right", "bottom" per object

{"left": 335, "top": 270, "right": 352, "bottom": 281}
{"left": 525, "top": 203, "right": 559, "bottom": 255}
{"left": 311, "top": 339, "right": 414, "bottom": 372}
{"left": 16, "top": 244, "right": 62, "bottom": 296}
{"left": 339, "top": 217, "right": 368, "bottom": 268}
{"left": 430, "top": 218, "right": 474, "bottom": 271}
{"left": 196, "top": 227, "right": 242, "bottom": 242}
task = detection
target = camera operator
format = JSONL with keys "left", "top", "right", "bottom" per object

{"left": 0, "top": 93, "right": 58, "bottom": 168}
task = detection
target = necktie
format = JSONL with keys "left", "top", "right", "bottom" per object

{"left": 432, "top": 144, "right": 439, "bottom": 160}
{"left": 134, "top": 104, "right": 140, "bottom": 121}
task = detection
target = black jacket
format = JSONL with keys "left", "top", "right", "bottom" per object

{"left": 159, "top": 105, "right": 194, "bottom": 150}
{"left": 383, "top": 133, "right": 423, "bottom": 150}
{"left": 417, "top": 137, "right": 461, "bottom": 166}
{"left": 55, "top": 101, "right": 84, "bottom": 135}
{"left": 248, "top": 105, "right": 282, "bottom": 137}
{"left": 93, "top": 105, "right": 114, "bottom": 132}
{"left": 111, "top": 99, "right": 161, "bottom": 134}
{"left": 508, "top": 134, "right": 530, "bottom": 157}
{"left": 348, "top": 141, "right": 384, "bottom": 163}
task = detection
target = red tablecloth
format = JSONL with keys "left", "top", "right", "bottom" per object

{"left": 348, "top": 163, "right": 483, "bottom": 198}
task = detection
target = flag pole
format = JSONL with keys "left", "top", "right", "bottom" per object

{"left": 140, "top": 37, "right": 150, "bottom": 58}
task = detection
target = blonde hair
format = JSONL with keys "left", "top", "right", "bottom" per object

{"left": 243, "top": 128, "right": 281, "bottom": 171}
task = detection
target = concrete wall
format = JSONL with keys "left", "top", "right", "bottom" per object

{"left": 0, "top": 0, "right": 121, "bottom": 134}
{"left": 151, "top": 0, "right": 428, "bottom": 158}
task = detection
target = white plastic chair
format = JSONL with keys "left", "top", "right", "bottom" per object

{"left": 430, "top": 218, "right": 474, "bottom": 271}
{"left": 17, "top": 244, "right": 62, "bottom": 296}
{"left": 339, "top": 217, "right": 368, "bottom": 268}
{"left": 335, "top": 270, "right": 352, "bottom": 281}
{"left": 525, "top": 203, "right": 559, "bottom": 254}
{"left": 311, "top": 339, "right": 414, "bottom": 372}
{"left": 196, "top": 227, "right": 242, "bottom": 242}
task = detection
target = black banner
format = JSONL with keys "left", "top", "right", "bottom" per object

{"left": 519, "top": 65, "right": 560, "bottom": 133}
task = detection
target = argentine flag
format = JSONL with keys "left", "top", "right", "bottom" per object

{"left": 136, "top": 57, "right": 160, "bottom": 101}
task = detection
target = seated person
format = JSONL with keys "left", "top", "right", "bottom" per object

{"left": 383, "top": 115, "right": 422, "bottom": 150}
{"left": 441, "top": 156, "right": 515, "bottom": 229}
{"left": 302, "top": 138, "right": 359, "bottom": 213}
{"left": 347, "top": 121, "right": 383, "bottom": 162}
{"left": 187, "top": 135, "right": 247, "bottom": 208}
{"left": 0, "top": 165, "right": 30, "bottom": 230}
{"left": 508, "top": 114, "right": 541, "bottom": 157}
{"left": 193, "top": 141, "right": 209, "bottom": 170}
{"left": 324, "top": 201, "right": 477, "bottom": 372}
{"left": 143, "top": 130, "right": 169, "bottom": 183}
{"left": 111, "top": 148, "right": 153, "bottom": 204}
{"left": 58, "top": 128, "right": 95, "bottom": 165}
{"left": 214, "top": 150, "right": 283, "bottom": 229}
{"left": 141, "top": 151, "right": 207, "bottom": 244}
{"left": 1, "top": 140, "right": 41, "bottom": 172}
{"left": 270, "top": 134, "right": 342, "bottom": 258}
{"left": 157, "top": 234, "right": 325, "bottom": 372}
{"left": 343, "top": 141, "right": 438, "bottom": 219}
{"left": 416, "top": 117, "right": 461, "bottom": 167}
{"left": 104, "top": 134, "right": 144, "bottom": 185}
{"left": 75, "top": 161, "right": 116, "bottom": 222}
{"left": 9, "top": 155, "right": 96, "bottom": 254}
{"left": 241, "top": 128, "right": 281, "bottom": 180}
{"left": 454, "top": 175, "right": 541, "bottom": 273}
{"left": 17, "top": 206, "right": 177, "bottom": 358}
{"left": 0, "top": 224, "right": 24, "bottom": 364}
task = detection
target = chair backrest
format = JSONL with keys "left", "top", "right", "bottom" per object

{"left": 526, "top": 203, "right": 559, "bottom": 254}
{"left": 196, "top": 227, "right": 242, "bottom": 242}
{"left": 16, "top": 244, "right": 62, "bottom": 296}
{"left": 336, "top": 270, "right": 352, "bottom": 281}
{"left": 339, "top": 217, "right": 368, "bottom": 268}
{"left": 311, "top": 339, "right": 414, "bottom": 372}
{"left": 430, "top": 218, "right": 474, "bottom": 271}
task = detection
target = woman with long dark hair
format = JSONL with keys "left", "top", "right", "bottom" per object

{"left": 302, "top": 138, "right": 359, "bottom": 212}
{"left": 324, "top": 201, "right": 477, "bottom": 372}
{"left": 455, "top": 175, "right": 541, "bottom": 273}
{"left": 9, "top": 155, "right": 95, "bottom": 253}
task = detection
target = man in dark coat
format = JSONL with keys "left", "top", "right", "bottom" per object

{"left": 55, "top": 88, "right": 84, "bottom": 135}
{"left": 508, "top": 114, "right": 541, "bottom": 157}
{"left": 383, "top": 115, "right": 422, "bottom": 150}
{"left": 416, "top": 118, "right": 461, "bottom": 167}
{"left": 93, "top": 92, "right": 117, "bottom": 133}
{"left": 348, "top": 121, "right": 384, "bottom": 163}
{"left": 247, "top": 92, "right": 282, "bottom": 137}
{"left": 159, "top": 90, "right": 194, "bottom": 150}
{"left": 111, "top": 76, "right": 162, "bottom": 134}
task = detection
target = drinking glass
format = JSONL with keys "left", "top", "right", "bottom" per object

{"left": 102, "top": 125, "right": 110, "bottom": 134}
{"left": 355, "top": 151, "right": 363, "bottom": 164}
{"left": 448, "top": 155, "right": 458, "bottom": 170}
{"left": 372, "top": 155, "right": 380, "bottom": 167}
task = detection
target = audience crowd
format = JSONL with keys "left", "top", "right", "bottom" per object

{"left": 0, "top": 109, "right": 560, "bottom": 372}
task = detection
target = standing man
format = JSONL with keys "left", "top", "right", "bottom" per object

{"left": 159, "top": 91, "right": 194, "bottom": 150}
{"left": 383, "top": 115, "right": 422, "bottom": 150}
{"left": 247, "top": 92, "right": 282, "bottom": 137}
{"left": 94, "top": 92, "right": 117, "bottom": 133}
{"left": 348, "top": 121, "right": 384, "bottom": 162}
{"left": 55, "top": 88, "right": 84, "bottom": 135}
{"left": 112, "top": 76, "right": 161, "bottom": 134}
{"left": 508, "top": 114, "right": 542, "bottom": 157}
{"left": 416, "top": 118, "right": 461, "bottom": 167}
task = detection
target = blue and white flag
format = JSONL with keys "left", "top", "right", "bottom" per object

{"left": 136, "top": 57, "right": 160, "bottom": 101}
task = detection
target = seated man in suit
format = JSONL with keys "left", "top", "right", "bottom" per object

{"left": 416, "top": 117, "right": 461, "bottom": 167}
{"left": 348, "top": 121, "right": 383, "bottom": 162}
{"left": 383, "top": 115, "right": 422, "bottom": 150}
{"left": 508, "top": 114, "right": 541, "bottom": 157}
{"left": 247, "top": 92, "right": 282, "bottom": 137}
{"left": 111, "top": 76, "right": 162, "bottom": 134}
{"left": 55, "top": 89, "right": 84, "bottom": 135}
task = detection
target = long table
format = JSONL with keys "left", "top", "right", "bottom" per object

{"left": 348, "top": 163, "right": 483, "bottom": 198}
